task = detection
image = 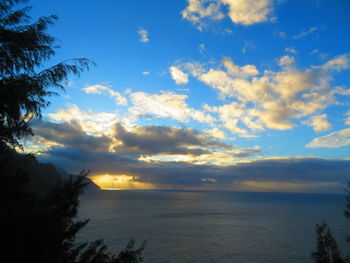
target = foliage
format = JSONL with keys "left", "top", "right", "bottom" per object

{"left": 311, "top": 182, "right": 350, "bottom": 263}
{"left": 0, "top": 0, "right": 93, "bottom": 146}
{"left": 311, "top": 222, "right": 344, "bottom": 263}
{"left": 344, "top": 182, "right": 350, "bottom": 244}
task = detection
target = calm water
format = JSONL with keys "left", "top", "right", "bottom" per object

{"left": 77, "top": 190, "right": 349, "bottom": 263}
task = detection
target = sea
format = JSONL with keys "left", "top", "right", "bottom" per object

{"left": 77, "top": 190, "right": 349, "bottom": 263}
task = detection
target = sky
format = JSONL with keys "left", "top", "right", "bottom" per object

{"left": 23, "top": 0, "right": 350, "bottom": 193}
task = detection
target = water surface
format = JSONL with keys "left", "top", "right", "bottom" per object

{"left": 78, "top": 190, "right": 348, "bottom": 263}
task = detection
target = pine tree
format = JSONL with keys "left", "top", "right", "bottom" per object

{"left": 312, "top": 222, "right": 344, "bottom": 263}
{"left": 344, "top": 182, "right": 350, "bottom": 244}
{"left": 0, "top": 0, "right": 93, "bottom": 146}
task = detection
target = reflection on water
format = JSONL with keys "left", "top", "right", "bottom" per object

{"left": 77, "top": 190, "right": 348, "bottom": 263}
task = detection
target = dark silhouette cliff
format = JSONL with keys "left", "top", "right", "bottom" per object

{"left": 0, "top": 142, "right": 100, "bottom": 195}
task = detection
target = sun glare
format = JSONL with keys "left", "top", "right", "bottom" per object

{"left": 89, "top": 174, "right": 155, "bottom": 190}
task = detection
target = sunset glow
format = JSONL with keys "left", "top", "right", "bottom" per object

{"left": 89, "top": 174, "right": 155, "bottom": 190}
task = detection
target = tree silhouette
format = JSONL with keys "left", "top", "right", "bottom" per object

{"left": 311, "top": 221, "right": 344, "bottom": 263}
{"left": 344, "top": 182, "right": 350, "bottom": 245}
{"left": 0, "top": 0, "right": 93, "bottom": 146}
{"left": 311, "top": 181, "right": 350, "bottom": 263}
{"left": 0, "top": 1, "right": 146, "bottom": 262}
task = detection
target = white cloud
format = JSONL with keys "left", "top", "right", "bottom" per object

{"left": 293, "top": 27, "right": 318, "bottom": 39}
{"left": 345, "top": 110, "right": 350, "bottom": 125}
{"left": 321, "top": 55, "right": 350, "bottom": 72}
{"left": 47, "top": 104, "right": 119, "bottom": 136}
{"left": 278, "top": 55, "right": 295, "bottom": 67}
{"left": 179, "top": 54, "right": 350, "bottom": 136}
{"left": 138, "top": 27, "right": 149, "bottom": 43}
{"left": 306, "top": 128, "right": 350, "bottom": 148}
{"left": 303, "top": 114, "right": 331, "bottom": 132}
{"left": 182, "top": 0, "right": 274, "bottom": 30}
{"left": 277, "top": 31, "right": 287, "bottom": 39}
{"left": 181, "top": 0, "right": 224, "bottom": 31}
{"left": 205, "top": 127, "right": 226, "bottom": 139}
{"left": 223, "top": 57, "right": 259, "bottom": 77}
{"left": 169, "top": 66, "right": 189, "bottom": 85}
{"left": 82, "top": 84, "right": 128, "bottom": 106}
{"left": 205, "top": 102, "right": 262, "bottom": 137}
{"left": 199, "top": 43, "right": 206, "bottom": 54}
{"left": 222, "top": 0, "right": 274, "bottom": 25}
{"left": 284, "top": 47, "right": 297, "bottom": 54}
{"left": 182, "top": 61, "right": 207, "bottom": 77}
{"left": 241, "top": 41, "right": 256, "bottom": 54}
{"left": 128, "top": 91, "right": 214, "bottom": 124}
{"left": 224, "top": 28, "right": 233, "bottom": 34}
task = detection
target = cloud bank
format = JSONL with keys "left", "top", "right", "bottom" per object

{"left": 28, "top": 119, "right": 350, "bottom": 193}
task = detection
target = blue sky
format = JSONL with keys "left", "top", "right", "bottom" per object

{"left": 25, "top": 0, "right": 350, "bottom": 192}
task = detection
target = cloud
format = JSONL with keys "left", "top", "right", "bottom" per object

{"left": 182, "top": 0, "right": 274, "bottom": 30}
{"left": 137, "top": 27, "right": 149, "bottom": 43}
{"left": 284, "top": 47, "right": 297, "bottom": 54}
{"left": 169, "top": 66, "right": 189, "bottom": 84}
{"left": 179, "top": 54, "right": 350, "bottom": 136}
{"left": 205, "top": 102, "right": 263, "bottom": 137}
{"left": 113, "top": 123, "right": 231, "bottom": 156}
{"left": 321, "top": 54, "right": 350, "bottom": 71}
{"left": 199, "top": 43, "right": 206, "bottom": 54}
{"left": 241, "top": 41, "right": 256, "bottom": 54}
{"left": 222, "top": 0, "right": 274, "bottom": 25}
{"left": 223, "top": 57, "right": 259, "bottom": 77}
{"left": 32, "top": 120, "right": 112, "bottom": 152}
{"left": 47, "top": 104, "right": 119, "bottom": 136}
{"left": 223, "top": 28, "right": 233, "bottom": 34}
{"left": 278, "top": 55, "right": 295, "bottom": 66}
{"left": 181, "top": 0, "right": 224, "bottom": 31}
{"left": 293, "top": 27, "right": 318, "bottom": 39}
{"left": 345, "top": 110, "right": 350, "bottom": 125}
{"left": 31, "top": 119, "right": 259, "bottom": 166}
{"left": 82, "top": 84, "right": 128, "bottom": 106}
{"left": 303, "top": 114, "right": 331, "bottom": 132}
{"left": 29, "top": 119, "right": 350, "bottom": 193}
{"left": 35, "top": 143, "right": 350, "bottom": 192}
{"left": 306, "top": 128, "right": 350, "bottom": 148}
{"left": 205, "top": 127, "right": 226, "bottom": 139}
{"left": 127, "top": 91, "right": 214, "bottom": 124}
{"left": 47, "top": 90, "right": 216, "bottom": 137}
{"left": 140, "top": 146, "right": 261, "bottom": 166}
{"left": 277, "top": 31, "right": 287, "bottom": 39}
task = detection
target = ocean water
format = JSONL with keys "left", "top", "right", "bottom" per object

{"left": 77, "top": 190, "right": 349, "bottom": 263}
